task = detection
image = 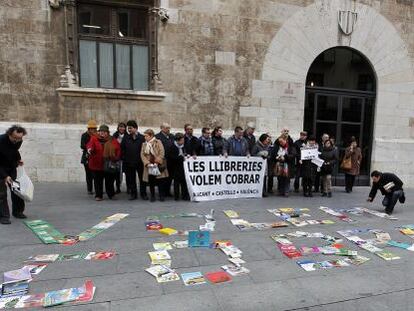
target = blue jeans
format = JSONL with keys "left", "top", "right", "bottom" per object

{"left": 382, "top": 190, "right": 403, "bottom": 214}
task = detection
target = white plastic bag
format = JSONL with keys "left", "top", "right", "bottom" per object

{"left": 13, "top": 166, "right": 34, "bottom": 202}
{"left": 148, "top": 164, "right": 161, "bottom": 176}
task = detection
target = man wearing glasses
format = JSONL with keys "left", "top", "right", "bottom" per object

{"left": 0, "top": 125, "right": 27, "bottom": 224}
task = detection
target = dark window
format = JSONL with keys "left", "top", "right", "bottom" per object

{"left": 77, "top": 3, "right": 149, "bottom": 90}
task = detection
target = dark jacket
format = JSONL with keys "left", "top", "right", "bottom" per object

{"left": 226, "top": 136, "right": 250, "bottom": 156}
{"left": 0, "top": 134, "right": 22, "bottom": 180}
{"left": 243, "top": 132, "right": 256, "bottom": 154}
{"left": 121, "top": 133, "right": 145, "bottom": 167}
{"left": 212, "top": 136, "right": 227, "bottom": 155}
{"left": 300, "top": 144, "right": 317, "bottom": 179}
{"left": 184, "top": 135, "right": 200, "bottom": 156}
{"left": 169, "top": 144, "right": 186, "bottom": 181}
{"left": 369, "top": 173, "right": 404, "bottom": 199}
{"left": 293, "top": 138, "right": 307, "bottom": 165}
{"left": 320, "top": 147, "right": 337, "bottom": 176}
{"left": 198, "top": 137, "right": 215, "bottom": 156}
{"left": 80, "top": 132, "right": 93, "bottom": 164}
{"left": 155, "top": 131, "right": 175, "bottom": 159}
{"left": 252, "top": 141, "right": 270, "bottom": 159}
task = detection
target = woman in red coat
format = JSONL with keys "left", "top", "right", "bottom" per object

{"left": 87, "top": 125, "right": 121, "bottom": 201}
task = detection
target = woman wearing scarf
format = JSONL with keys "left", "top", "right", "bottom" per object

{"left": 271, "top": 135, "right": 296, "bottom": 197}
{"left": 87, "top": 125, "right": 121, "bottom": 201}
{"left": 141, "top": 129, "right": 169, "bottom": 202}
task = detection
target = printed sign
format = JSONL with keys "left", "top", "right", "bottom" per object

{"left": 184, "top": 156, "right": 266, "bottom": 202}
{"left": 300, "top": 147, "right": 319, "bottom": 160}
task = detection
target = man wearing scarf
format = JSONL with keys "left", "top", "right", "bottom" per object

{"left": 199, "top": 127, "right": 214, "bottom": 156}
{"left": 87, "top": 125, "right": 121, "bottom": 201}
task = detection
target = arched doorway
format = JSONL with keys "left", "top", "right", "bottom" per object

{"left": 303, "top": 47, "right": 376, "bottom": 186}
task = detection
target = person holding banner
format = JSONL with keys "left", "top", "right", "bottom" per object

{"left": 225, "top": 127, "right": 250, "bottom": 157}
{"left": 300, "top": 136, "right": 318, "bottom": 197}
{"left": 199, "top": 127, "right": 215, "bottom": 156}
{"left": 212, "top": 126, "right": 227, "bottom": 155}
{"left": 184, "top": 124, "right": 200, "bottom": 156}
{"left": 243, "top": 122, "right": 256, "bottom": 154}
{"left": 141, "top": 129, "right": 169, "bottom": 202}
{"left": 169, "top": 133, "right": 189, "bottom": 201}
{"left": 252, "top": 134, "right": 271, "bottom": 197}
{"left": 272, "top": 136, "right": 296, "bottom": 197}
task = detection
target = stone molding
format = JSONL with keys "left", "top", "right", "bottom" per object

{"left": 56, "top": 87, "right": 167, "bottom": 101}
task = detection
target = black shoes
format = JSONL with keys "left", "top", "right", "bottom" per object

{"left": 0, "top": 218, "right": 11, "bottom": 225}
{"left": 399, "top": 192, "right": 406, "bottom": 204}
{"left": 129, "top": 194, "right": 137, "bottom": 201}
{"left": 142, "top": 194, "right": 149, "bottom": 201}
{"left": 150, "top": 196, "right": 156, "bottom": 202}
{"left": 13, "top": 213, "right": 27, "bottom": 219}
{"left": 327, "top": 192, "right": 332, "bottom": 198}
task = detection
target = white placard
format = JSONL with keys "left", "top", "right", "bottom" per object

{"left": 301, "top": 147, "right": 319, "bottom": 160}
{"left": 184, "top": 156, "right": 266, "bottom": 202}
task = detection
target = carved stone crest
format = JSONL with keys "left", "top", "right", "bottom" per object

{"left": 338, "top": 10, "right": 358, "bottom": 35}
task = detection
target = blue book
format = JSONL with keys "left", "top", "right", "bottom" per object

{"left": 188, "top": 231, "right": 210, "bottom": 247}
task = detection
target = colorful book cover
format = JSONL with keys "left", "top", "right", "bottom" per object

{"left": 148, "top": 250, "right": 171, "bottom": 265}
{"left": 1, "top": 279, "right": 29, "bottom": 297}
{"left": 153, "top": 242, "right": 173, "bottom": 251}
{"left": 172, "top": 241, "right": 188, "bottom": 248}
{"left": 387, "top": 240, "right": 411, "bottom": 249}
{"left": 146, "top": 221, "right": 163, "bottom": 231}
{"left": 270, "top": 221, "right": 289, "bottom": 228}
{"left": 26, "top": 254, "right": 60, "bottom": 263}
{"left": 0, "top": 296, "right": 22, "bottom": 309}
{"left": 228, "top": 257, "right": 246, "bottom": 266}
{"left": 220, "top": 245, "right": 242, "bottom": 258}
{"left": 376, "top": 251, "right": 401, "bottom": 261}
{"left": 43, "top": 287, "right": 82, "bottom": 307}
{"left": 159, "top": 228, "right": 178, "bottom": 235}
{"left": 181, "top": 272, "right": 206, "bottom": 286}
{"left": 145, "top": 265, "right": 180, "bottom": 283}
{"left": 15, "top": 293, "right": 45, "bottom": 308}
{"left": 24, "top": 264, "right": 48, "bottom": 275}
{"left": 359, "top": 243, "right": 383, "bottom": 253}
{"left": 297, "top": 260, "right": 317, "bottom": 271}
{"left": 221, "top": 265, "right": 250, "bottom": 276}
{"left": 58, "top": 252, "right": 88, "bottom": 261}
{"left": 223, "top": 210, "right": 239, "bottom": 218}
{"left": 75, "top": 280, "right": 95, "bottom": 303}
{"left": 188, "top": 231, "right": 210, "bottom": 247}
{"left": 84, "top": 251, "right": 116, "bottom": 260}
{"left": 205, "top": 271, "right": 232, "bottom": 283}
{"left": 344, "top": 255, "right": 370, "bottom": 265}
{"left": 3, "top": 267, "right": 32, "bottom": 283}
{"left": 24, "top": 220, "right": 66, "bottom": 244}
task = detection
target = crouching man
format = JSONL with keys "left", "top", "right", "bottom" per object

{"left": 367, "top": 170, "right": 405, "bottom": 215}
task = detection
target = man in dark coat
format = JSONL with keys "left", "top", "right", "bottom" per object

{"left": 184, "top": 124, "right": 200, "bottom": 156}
{"left": 243, "top": 122, "right": 256, "bottom": 154}
{"left": 300, "top": 136, "right": 318, "bottom": 197}
{"left": 121, "top": 120, "right": 147, "bottom": 200}
{"left": 80, "top": 120, "right": 97, "bottom": 194}
{"left": 169, "top": 133, "right": 189, "bottom": 200}
{"left": 155, "top": 123, "right": 175, "bottom": 197}
{"left": 367, "top": 170, "right": 406, "bottom": 215}
{"left": 0, "top": 125, "right": 27, "bottom": 224}
{"left": 293, "top": 131, "right": 307, "bottom": 192}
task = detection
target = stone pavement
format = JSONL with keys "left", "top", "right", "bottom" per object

{"left": 1, "top": 184, "right": 414, "bottom": 311}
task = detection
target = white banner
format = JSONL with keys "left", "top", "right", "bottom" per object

{"left": 184, "top": 156, "right": 266, "bottom": 202}
{"left": 300, "top": 147, "right": 319, "bottom": 160}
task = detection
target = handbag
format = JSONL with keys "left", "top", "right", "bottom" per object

{"left": 148, "top": 164, "right": 161, "bottom": 176}
{"left": 104, "top": 159, "right": 121, "bottom": 174}
{"left": 274, "top": 162, "right": 289, "bottom": 177}
{"left": 340, "top": 156, "right": 352, "bottom": 171}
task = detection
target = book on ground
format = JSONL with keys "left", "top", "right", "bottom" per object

{"left": 181, "top": 272, "right": 206, "bottom": 286}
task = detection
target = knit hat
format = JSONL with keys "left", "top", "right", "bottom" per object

{"left": 98, "top": 124, "right": 109, "bottom": 132}
{"left": 87, "top": 120, "right": 97, "bottom": 129}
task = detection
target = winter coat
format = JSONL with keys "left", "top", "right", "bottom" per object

{"left": 121, "top": 133, "right": 145, "bottom": 168}
{"left": 184, "top": 135, "right": 200, "bottom": 156}
{"left": 80, "top": 132, "right": 93, "bottom": 165}
{"left": 344, "top": 146, "right": 362, "bottom": 176}
{"left": 199, "top": 137, "right": 215, "bottom": 156}
{"left": 320, "top": 147, "right": 337, "bottom": 176}
{"left": 155, "top": 132, "right": 175, "bottom": 158}
{"left": 87, "top": 136, "right": 121, "bottom": 171}
{"left": 369, "top": 173, "right": 404, "bottom": 199}
{"left": 169, "top": 144, "right": 186, "bottom": 181}
{"left": 270, "top": 143, "right": 296, "bottom": 178}
{"left": 293, "top": 139, "right": 307, "bottom": 165}
{"left": 226, "top": 136, "right": 250, "bottom": 156}
{"left": 0, "top": 134, "right": 22, "bottom": 180}
{"left": 141, "top": 138, "right": 169, "bottom": 182}
{"left": 243, "top": 132, "right": 256, "bottom": 154}
{"left": 212, "top": 136, "right": 227, "bottom": 155}
{"left": 252, "top": 141, "right": 270, "bottom": 159}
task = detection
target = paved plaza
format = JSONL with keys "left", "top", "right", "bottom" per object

{"left": 1, "top": 183, "right": 414, "bottom": 311}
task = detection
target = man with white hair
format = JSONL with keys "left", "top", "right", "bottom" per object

{"left": 156, "top": 123, "right": 175, "bottom": 197}
{"left": 243, "top": 121, "right": 256, "bottom": 154}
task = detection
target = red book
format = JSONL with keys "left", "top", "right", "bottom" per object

{"left": 205, "top": 271, "right": 232, "bottom": 284}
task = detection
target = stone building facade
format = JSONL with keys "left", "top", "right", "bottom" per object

{"left": 0, "top": 0, "right": 413, "bottom": 184}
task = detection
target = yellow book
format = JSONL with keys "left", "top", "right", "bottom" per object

{"left": 159, "top": 228, "right": 177, "bottom": 235}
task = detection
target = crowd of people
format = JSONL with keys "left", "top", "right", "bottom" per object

{"left": 80, "top": 120, "right": 366, "bottom": 202}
